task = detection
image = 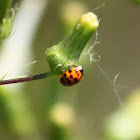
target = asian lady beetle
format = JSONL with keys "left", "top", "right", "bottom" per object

{"left": 60, "top": 65, "right": 83, "bottom": 86}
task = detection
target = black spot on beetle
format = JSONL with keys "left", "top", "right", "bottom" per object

{"left": 60, "top": 78, "right": 65, "bottom": 83}
{"left": 80, "top": 69, "right": 83, "bottom": 74}
{"left": 65, "top": 78, "right": 69, "bottom": 80}
{"left": 68, "top": 80, "right": 71, "bottom": 84}
{"left": 64, "top": 73, "right": 66, "bottom": 77}
{"left": 70, "top": 75, "right": 73, "bottom": 79}
{"left": 74, "top": 78, "right": 78, "bottom": 81}
{"left": 69, "top": 70, "right": 72, "bottom": 73}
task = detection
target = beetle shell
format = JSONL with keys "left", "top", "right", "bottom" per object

{"left": 60, "top": 65, "right": 83, "bottom": 86}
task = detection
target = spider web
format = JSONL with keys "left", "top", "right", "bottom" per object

{"left": 82, "top": 29, "right": 129, "bottom": 112}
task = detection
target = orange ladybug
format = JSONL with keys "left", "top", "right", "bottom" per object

{"left": 60, "top": 65, "right": 83, "bottom": 86}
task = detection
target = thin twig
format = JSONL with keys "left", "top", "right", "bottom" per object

{"left": 0, "top": 72, "right": 49, "bottom": 85}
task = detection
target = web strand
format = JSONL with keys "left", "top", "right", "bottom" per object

{"left": 86, "top": 29, "right": 129, "bottom": 110}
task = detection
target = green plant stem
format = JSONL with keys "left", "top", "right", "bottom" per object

{"left": 46, "top": 12, "right": 99, "bottom": 74}
{"left": 0, "top": 0, "right": 12, "bottom": 24}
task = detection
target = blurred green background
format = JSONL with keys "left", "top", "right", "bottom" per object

{"left": 0, "top": 0, "right": 140, "bottom": 140}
